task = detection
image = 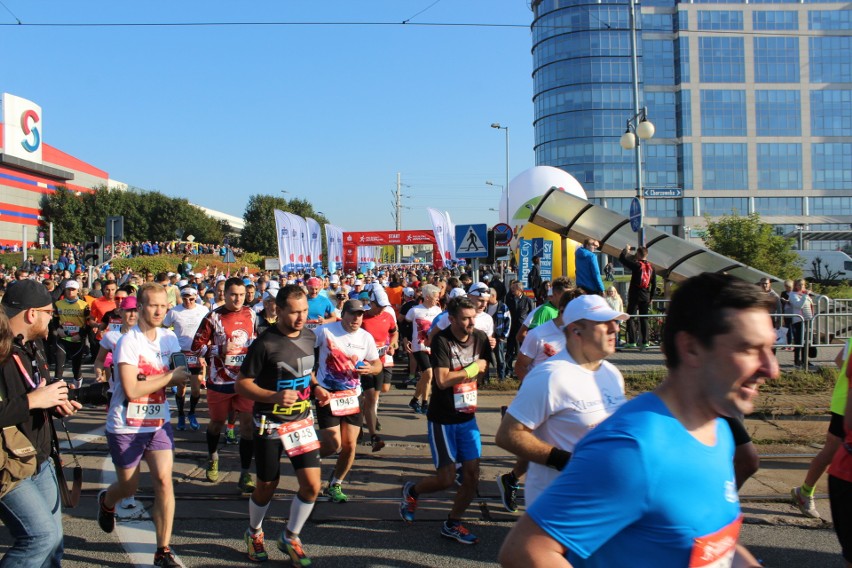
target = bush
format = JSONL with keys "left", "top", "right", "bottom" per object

{"left": 110, "top": 254, "right": 265, "bottom": 276}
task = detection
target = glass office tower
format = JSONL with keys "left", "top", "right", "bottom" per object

{"left": 531, "top": 0, "right": 852, "bottom": 250}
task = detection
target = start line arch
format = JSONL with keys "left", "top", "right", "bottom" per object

{"left": 343, "top": 230, "right": 439, "bottom": 272}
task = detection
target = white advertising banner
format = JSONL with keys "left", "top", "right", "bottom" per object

{"left": 274, "top": 209, "right": 294, "bottom": 271}
{"left": 2, "top": 93, "right": 43, "bottom": 163}
{"left": 306, "top": 217, "right": 323, "bottom": 272}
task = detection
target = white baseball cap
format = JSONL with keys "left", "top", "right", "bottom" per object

{"left": 561, "top": 295, "right": 629, "bottom": 328}
{"left": 403, "top": 287, "right": 415, "bottom": 297}
{"left": 64, "top": 280, "right": 80, "bottom": 290}
{"left": 467, "top": 282, "right": 491, "bottom": 298}
{"left": 448, "top": 287, "right": 467, "bottom": 299}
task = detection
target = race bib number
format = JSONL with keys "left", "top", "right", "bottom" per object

{"left": 63, "top": 324, "right": 80, "bottom": 333}
{"left": 453, "top": 382, "right": 478, "bottom": 414}
{"left": 329, "top": 389, "right": 360, "bottom": 416}
{"left": 688, "top": 517, "right": 742, "bottom": 568}
{"left": 224, "top": 353, "right": 246, "bottom": 367}
{"left": 108, "top": 322, "right": 122, "bottom": 332}
{"left": 278, "top": 416, "right": 320, "bottom": 457}
{"left": 125, "top": 390, "right": 169, "bottom": 427}
{"left": 305, "top": 321, "right": 320, "bottom": 330}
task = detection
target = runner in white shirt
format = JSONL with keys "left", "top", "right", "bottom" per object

{"left": 404, "top": 284, "right": 442, "bottom": 414}
{"left": 513, "top": 292, "right": 575, "bottom": 382}
{"left": 97, "top": 283, "right": 192, "bottom": 568}
{"left": 163, "top": 286, "right": 209, "bottom": 431}
{"left": 496, "top": 294, "right": 629, "bottom": 508}
{"left": 313, "top": 300, "right": 381, "bottom": 503}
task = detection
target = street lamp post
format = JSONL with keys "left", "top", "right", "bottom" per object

{"left": 491, "top": 123, "right": 510, "bottom": 228}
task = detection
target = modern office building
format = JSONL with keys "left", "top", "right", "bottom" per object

{"left": 531, "top": 0, "right": 852, "bottom": 251}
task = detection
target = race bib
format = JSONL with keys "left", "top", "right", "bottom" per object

{"left": 224, "top": 353, "right": 246, "bottom": 367}
{"left": 305, "top": 321, "right": 320, "bottom": 330}
{"left": 688, "top": 517, "right": 742, "bottom": 568}
{"left": 329, "top": 389, "right": 360, "bottom": 416}
{"left": 108, "top": 322, "right": 122, "bottom": 332}
{"left": 63, "top": 324, "right": 80, "bottom": 333}
{"left": 278, "top": 416, "right": 320, "bottom": 457}
{"left": 453, "top": 382, "right": 478, "bottom": 414}
{"left": 125, "top": 390, "right": 168, "bottom": 427}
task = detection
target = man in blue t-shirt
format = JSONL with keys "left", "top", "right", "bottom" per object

{"left": 574, "top": 238, "right": 604, "bottom": 295}
{"left": 305, "top": 277, "right": 335, "bottom": 331}
{"left": 499, "top": 273, "right": 778, "bottom": 568}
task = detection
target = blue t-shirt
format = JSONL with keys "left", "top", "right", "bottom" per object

{"left": 575, "top": 246, "right": 604, "bottom": 294}
{"left": 307, "top": 294, "right": 335, "bottom": 321}
{"left": 528, "top": 393, "right": 741, "bottom": 568}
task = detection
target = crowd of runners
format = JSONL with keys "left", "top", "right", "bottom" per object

{"left": 0, "top": 252, "right": 850, "bottom": 567}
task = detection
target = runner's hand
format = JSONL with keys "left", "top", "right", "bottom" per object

{"left": 273, "top": 389, "right": 299, "bottom": 406}
{"left": 314, "top": 385, "right": 331, "bottom": 406}
{"left": 169, "top": 366, "right": 192, "bottom": 386}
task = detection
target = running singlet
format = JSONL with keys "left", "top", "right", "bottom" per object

{"left": 528, "top": 393, "right": 742, "bottom": 568}
{"left": 56, "top": 298, "right": 89, "bottom": 342}
{"left": 107, "top": 326, "right": 181, "bottom": 434}
{"left": 314, "top": 321, "right": 379, "bottom": 395}
{"left": 191, "top": 305, "right": 257, "bottom": 392}
{"left": 428, "top": 326, "right": 492, "bottom": 425}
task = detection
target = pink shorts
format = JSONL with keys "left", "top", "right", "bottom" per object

{"left": 207, "top": 389, "right": 253, "bottom": 423}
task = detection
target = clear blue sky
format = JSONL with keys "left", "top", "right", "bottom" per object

{"left": 0, "top": 1, "right": 535, "bottom": 232}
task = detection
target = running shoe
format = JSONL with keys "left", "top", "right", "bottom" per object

{"left": 371, "top": 434, "right": 385, "bottom": 453}
{"left": 497, "top": 473, "right": 520, "bottom": 513}
{"left": 188, "top": 414, "right": 200, "bottom": 431}
{"left": 408, "top": 399, "right": 420, "bottom": 413}
{"left": 277, "top": 533, "right": 312, "bottom": 567}
{"left": 176, "top": 416, "right": 186, "bottom": 431}
{"left": 153, "top": 547, "right": 181, "bottom": 567}
{"left": 225, "top": 427, "right": 238, "bottom": 445}
{"left": 399, "top": 481, "right": 417, "bottom": 523}
{"left": 97, "top": 489, "right": 115, "bottom": 533}
{"left": 119, "top": 496, "right": 137, "bottom": 509}
{"left": 441, "top": 521, "right": 479, "bottom": 545}
{"left": 238, "top": 472, "right": 256, "bottom": 493}
{"left": 420, "top": 402, "right": 429, "bottom": 415}
{"left": 244, "top": 528, "right": 268, "bottom": 562}
{"left": 624, "top": 343, "right": 637, "bottom": 349}
{"left": 375, "top": 420, "right": 382, "bottom": 432}
{"left": 791, "top": 486, "right": 821, "bottom": 518}
{"left": 326, "top": 483, "right": 348, "bottom": 503}
{"left": 206, "top": 459, "right": 219, "bottom": 482}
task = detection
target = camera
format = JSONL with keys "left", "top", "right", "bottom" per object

{"left": 66, "top": 382, "right": 110, "bottom": 406}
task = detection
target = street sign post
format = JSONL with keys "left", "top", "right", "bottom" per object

{"left": 629, "top": 197, "right": 642, "bottom": 233}
{"left": 492, "top": 223, "right": 513, "bottom": 245}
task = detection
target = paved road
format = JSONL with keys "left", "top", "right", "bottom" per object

{"left": 0, "top": 380, "right": 845, "bottom": 566}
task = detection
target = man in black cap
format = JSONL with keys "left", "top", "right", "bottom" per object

{"left": 0, "top": 279, "right": 81, "bottom": 566}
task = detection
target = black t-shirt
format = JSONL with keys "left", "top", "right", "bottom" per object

{"left": 428, "top": 326, "right": 491, "bottom": 425}
{"left": 240, "top": 326, "right": 315, "bottom": 422}
{"left": 101, "top": 309, "right": 123, "bottom": 334}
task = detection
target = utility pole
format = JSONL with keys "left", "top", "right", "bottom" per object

{"left": 395, "top": 172, "right": 402, "bottom": 263}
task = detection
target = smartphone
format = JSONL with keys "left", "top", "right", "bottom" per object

{"left": 170, "top": 352, "right": 188, "bottom": 370}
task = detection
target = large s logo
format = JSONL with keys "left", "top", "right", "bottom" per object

{"left": 20, "top": 109, "right": 40, "bottom": 153}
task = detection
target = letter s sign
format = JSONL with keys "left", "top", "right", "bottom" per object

{"left": 20, "top": 109, "right": 40, "bottom": 153}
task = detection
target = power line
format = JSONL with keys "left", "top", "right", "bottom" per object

{"left": 0, "top": 19, "right": 528, "bottom": 28}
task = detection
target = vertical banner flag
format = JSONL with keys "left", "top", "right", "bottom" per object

{"left": 274, "top": 209, "right": 294, "bottom": 271}
{"left": 306, "top": 217, "right": 322, "bottom": 273}
{"left": 427, "top": 208, "right": 449, "bottom": 268}
{"left": 283, "top": 213, "right": 305, "bottom": 270}
{"left": 324, "top": 224, "right": 341, "bottom": 273}
{"left": 443, "top": 210, "right": 457, "bottom": 262}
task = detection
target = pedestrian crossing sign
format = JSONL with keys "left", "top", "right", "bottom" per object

{"left": 455, "top": 224, "right": 488, "bottom": 259}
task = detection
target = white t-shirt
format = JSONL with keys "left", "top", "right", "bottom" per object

{"left": 100, "top": 330, "right": 123, "bottom": 393}
{"left": 519, "top": 320, "right": 565, "bottom": 367}
{"left": 405, "top": 304, "right": 442, "bottom": 353}
{"left": 314, "top": 321, "right": 379, "bottom": 395}
{"left": 434, "top": 310, "right": 494, "bottom": 337}
{"left": 508, "top": 350, "right": 626, "bottom": 507}
{"left": 107, "top": 326, "right": 181, "bottom": 435}
{"left": 163, "top": 303, "right": 210, "bottom": 351}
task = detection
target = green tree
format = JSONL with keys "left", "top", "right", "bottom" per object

{"left": 702, "top": 213, "right": 802, "bottom": 279}
{"left": 39, "top": 187, "right": 86, "bottom": 244}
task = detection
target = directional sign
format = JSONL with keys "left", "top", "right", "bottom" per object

{"left": 492, "top": 223, "right": 513, "bottom": 246}
{"left": 455, "top": 224, "right": 488, "bottom": 259}
{"left": 644, "top": 187, "right": 683, "bottom": 198}
{"left": 629, "top": 197, "right": 642, "bottom": 233}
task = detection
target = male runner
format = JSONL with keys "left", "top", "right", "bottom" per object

{"left": 313, "top": 300, "right": 381, "bottom": 502}
{"left": 361, "top": 286, "right": 399, "bottom": 451}
{"left": 305, "top": 276, "right": 336, "bottom": 329}
{"left": 192, "top": 277, "right": 258, "bottom": 491}
{"left": 499, "top": 273, "right": 775, "bottom": 567}
{"left": 163, "top": 286, "right": 209, "bottom": 431}
{"left": 399, "top": 296, "right": 491, "bottom": 544}
{"left": 404, "top": 284, "right": 441, "bottom": 414}
{"left": 97, "top": 283, "right": 191, "bottom": 568}
{"left": 54, "top": 279, "right": 89, "bottom": 387}
{"left": 236, "top": 285, "right": 320, "bottom": 565}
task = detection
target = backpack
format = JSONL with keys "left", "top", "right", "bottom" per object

{"left": 638, "top": 260, "right": 653, "bottom": 290}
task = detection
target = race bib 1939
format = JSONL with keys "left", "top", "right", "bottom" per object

{"left": 125, "top": 390, "right": 168, "bottom": 427}
{"left": 329, "top": 389, "right": 360, "bottom": 416}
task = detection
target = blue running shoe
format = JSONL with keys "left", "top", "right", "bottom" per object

{"left": 176, "top": 416, "right": 186, "bottom": 431}
{"left": 399, "top": 482, "right": 417, "bottom": 523}
{"left": 441, "top": 521, "right": 479, "bottom": 545}
{"left": 188, "top": 414, "right": 200, "bottom": 431}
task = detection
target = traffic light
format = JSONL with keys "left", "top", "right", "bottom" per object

{"left": 83, "top": 241, "right": 99, "bottom": 266}
{"left": 485, "top": 229, "right": 511, "bottom": 264}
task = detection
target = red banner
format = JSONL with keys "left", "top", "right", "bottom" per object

{"left": 342, "top": 230, "right": 439, "bottom": 272}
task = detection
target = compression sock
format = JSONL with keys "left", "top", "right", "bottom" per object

{"left": 248, "top": 496, "right": 269, "bottom": 532}
{"left": 206, "top": 431, "right": 220, "bottom": 458}
{"left": 189, "top": 395, "right": 200, "bottom": 415}
{"left": 239, "top": 437, "right": 254, "bottom": 471}
{"left": 175, "top": 392, "right": 185, "bottom": 417}
{"left": 802, "top": 482, "right": 816, "bottom": 497}
{"left": 286, "top": 495, "right": 316, "bottom": 537}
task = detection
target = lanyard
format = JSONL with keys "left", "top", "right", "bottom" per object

{"left": 11, "top": 353, "right": 38, "bottom": 390}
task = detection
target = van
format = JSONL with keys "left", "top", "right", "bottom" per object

{"left": 797, "top": 250, "right": 852, "bottom": 282}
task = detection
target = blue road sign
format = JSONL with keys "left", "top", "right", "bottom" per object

{"left": 455, "top": 224, "right": 488, "bottom": 259}
{"left": 629, "top": 197, "right": 642, "bottom": 233}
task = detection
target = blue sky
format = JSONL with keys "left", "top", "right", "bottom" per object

{"left": 0, "top": 1, "right": 535, "bottom": 231}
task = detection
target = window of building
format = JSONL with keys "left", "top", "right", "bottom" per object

{"left": 811, "top": 197, "right": 852, "bottom": 216}
{"left": 699, "top": 37, "right": 745, "bottom": 82}
{"left": 676, "top": 11, "right": 689, "bottom": 32}
{"left": 811, "top": 90, "right": 852, "bottom": 136}
{"left": 645, "top": 198, "right": 682, "bottom": 217}
{"left": 645, "top": 144, "right": 681, "bottom": 187}
{"left": 700, "top": 197, "right": 748, "bottom": 216}
{"left": 702, "top": 143, "right": 748, "bottom": 190}
{"left": 810, "top": 37, "right": 852, "bottom": 83}
{"left": 697, "top": 11, "right": 744, "bottom": 30}
{"left": 700, "top": 90, "right": 747, "bottom": 136}
{"left": 809, "top": 10, "right": 852, "bottom": 30}
{"left": 812, "top": 143, "right": 852, "bottom": 190}
{"left": 757, "top": 144, "right": 803, "bottom": 190}
{"left": 675, "top": 37, "right": 690, "bottom": 83}
{"left": 643, "top": 39, "right": 676, "bottom": 85}
{"left": 643, "top": 13, "right": 674, "bottom": 33}
{"left": 676, "top": 90, "right": 692, "bottom": 137}
{"left": 754, "top": 198, "right": 803, "bottom": 216}
{"left": 753, "top": 11, "right": 798, "bottom": 30}
{"left": 603, "top": 198, "right": 633, "bottom": 217}
{"left": 754, "top": 37, "right": 800, "bottom": 83}
{"left": 645, "top": 92, "right": 677, "bottom": 138}
{"left": 679, "top": 143, "right": 694, "bottom": 189}
{"left": 755, "top": 90, "right": 801, "bottom": 136}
